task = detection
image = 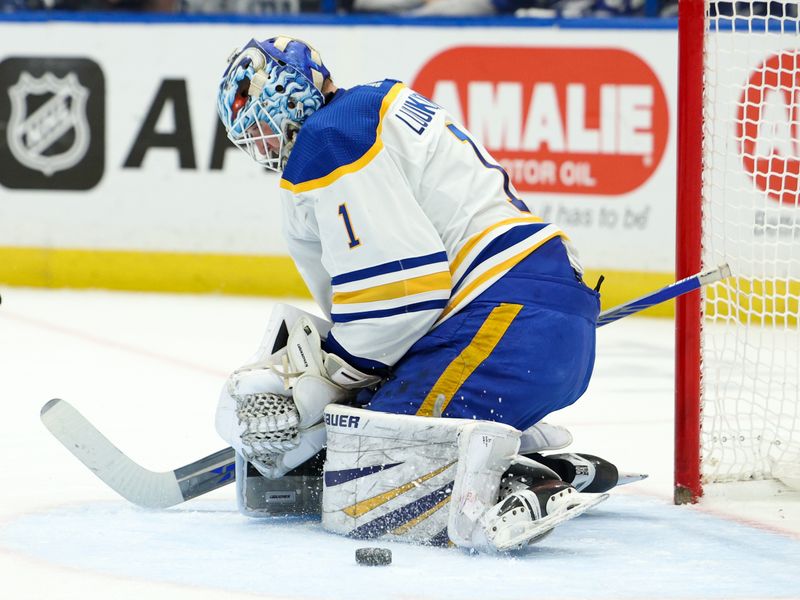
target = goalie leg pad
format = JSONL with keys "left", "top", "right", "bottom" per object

{"left": 447, "top": 420, "right": 522, "bottom": 548}
{"left": 321, "top": 405, "right": 524, "bottom": 549}
{"left": 322, "top": 404, "right": 467, "bottom": 546}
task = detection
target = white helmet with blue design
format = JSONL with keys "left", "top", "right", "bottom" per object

{"left": 217, "top": 36, "right": 330, "bottom": 172}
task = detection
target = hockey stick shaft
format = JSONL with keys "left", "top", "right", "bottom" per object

{"left": 42, "top": 266, "right": 729, "bottom": 507}
{"left": 596, "top": 263, "right": 731, "bottom": 327}
{"left": 41, "top": 398, "right": 235, "bottom": 508}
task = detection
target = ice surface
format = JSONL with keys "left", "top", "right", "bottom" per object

{"left": 2, "top": 497, "right": 799, "bottom": 600}
{"left": 0, "top": 287, "right": 798, "bottom": 600}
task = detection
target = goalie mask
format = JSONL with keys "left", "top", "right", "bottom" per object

{"left": 217, "top": 36, "right": 329, "bottom": 172}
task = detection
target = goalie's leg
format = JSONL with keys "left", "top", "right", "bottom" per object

{"left": 321, "top": 404, "right": 607, "bottom": 551}
{"left": 480, "top": 458, "right": 607, "bottom": 550}
{"left": 322, "top": 404, "right": 466, "bottom": 545}
{"left": 455, "top": 428, "right": 608, "bottom": 552}
{"left": 358, "top": 238, "right": 600, "bottom": 431}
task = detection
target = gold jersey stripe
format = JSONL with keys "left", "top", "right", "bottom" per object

{"left": 439, "top": 230, "right": 563, "bottom": 323}
{"left": 450, "top": 216, "right": 544, "bottom": 276}
{"left": 332, "top": 271, "right": 451, "bottom": 305}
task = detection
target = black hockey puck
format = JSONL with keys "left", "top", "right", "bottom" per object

{"left": 355, "top": 547, "right": 392, "bottom": 566}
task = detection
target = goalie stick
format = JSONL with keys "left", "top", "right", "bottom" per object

{"left": 597, "top": 263, "right": 730, "bottom": 326}
{"left": 41, "top": 265, "right": 727, "bottom": 508}
{"left": 41, "top": 398, "right": 235, "bottom": 509}
{"left": 42, "top": 397, "right": 647, "bottom": 510}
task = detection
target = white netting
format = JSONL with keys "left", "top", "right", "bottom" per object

{"left": 701, "top": 0, "right": 800, "bottom": 484}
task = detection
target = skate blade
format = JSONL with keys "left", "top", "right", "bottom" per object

{"left": 492, "top": 492, "right": 609, "bottom": 552}
{"left": 617, "top": 472, "right": 649, "bottom": 487}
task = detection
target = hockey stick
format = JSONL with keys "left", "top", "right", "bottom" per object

{"left": 41, "top": 266, "right": 728, "bottom": 508}
{"left": 41, "top": 398, "right": 235, "bottom": 509}
{"left": 596, "top": 263, "right": 731, "bottom": 327}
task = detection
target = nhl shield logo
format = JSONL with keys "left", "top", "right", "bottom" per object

{"left": 0, "top": 56, "right": 104, "bottom": 190}
{"left": 7, "top": 71, "right": 91, "bottom": 176}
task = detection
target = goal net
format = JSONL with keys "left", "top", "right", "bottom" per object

{"left": 675, "top": 0, "right": 800, "bottom": 502}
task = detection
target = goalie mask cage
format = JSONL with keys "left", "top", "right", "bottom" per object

{"left": 676, "top": 0, "right": 800, "bottom": 503}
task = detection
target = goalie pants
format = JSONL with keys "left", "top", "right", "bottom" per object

{"left": 357, "top": 237, "right": 601, "bottom": 431}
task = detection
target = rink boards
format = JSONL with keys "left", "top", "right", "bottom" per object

{"left": 0, "top": 15, "right": 796, "bottom": 313}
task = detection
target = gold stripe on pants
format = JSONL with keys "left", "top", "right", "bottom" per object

{"left": 416, "top": 302, "right": 523, "bottom": 417}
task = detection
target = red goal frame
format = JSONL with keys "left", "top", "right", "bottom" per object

{"left": 675, "top": 0, "right": 705, "bottom": 504}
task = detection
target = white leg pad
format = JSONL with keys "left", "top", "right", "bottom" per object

{"left": 322, "top": 404, "right": 468, "bottom": 545}
{"left": 321, "top": 405, "right": 524, "bottom": 548}
{"left": 448, "top": 421, "right": 522, "bottom": 549}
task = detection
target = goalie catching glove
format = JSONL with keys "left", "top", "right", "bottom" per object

{"left": 217, "top": 306, "right": 381, "bottom": 478}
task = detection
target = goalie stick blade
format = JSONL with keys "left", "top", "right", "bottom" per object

{"left": 41, "top": 399, "right": 236, "bottom": 508}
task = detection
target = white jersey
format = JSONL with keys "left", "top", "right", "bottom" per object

{"left": 279, "top": 79, "right": 565, "bottom": 370}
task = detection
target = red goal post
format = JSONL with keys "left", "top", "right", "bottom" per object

{"left": 675, "top": 0, "right": 800, "bottom": 504}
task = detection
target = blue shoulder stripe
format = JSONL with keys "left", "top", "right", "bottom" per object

{"left": 332, "top": 251, "right": 449, "bottom": 286}
{"left": 453, "top": 223, "right": 550, "bottom": 291}
{"left": 331, "top": 299, "right": 448, "bottom": 323}
{"left": 324, "top": 332, "right": 390, "bottom": 373}
{"left": 445, "top": 122, "right": 530, "bottom": 213}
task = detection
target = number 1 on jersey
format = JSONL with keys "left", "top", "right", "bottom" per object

{"left": 338, "top": 203, "right": 361, "bottom": 249}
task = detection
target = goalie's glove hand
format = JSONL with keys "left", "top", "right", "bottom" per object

{"left": 224, "top": 315, "right": 382, "bottom": 461}
{"left": 279, "top": 316, "right": 383, "bottom": 428}
{"left": 284, "top": 316, "right": 383, "bottom": 390}
{"left": 236, "top": 392, "right": 301, "bottom": 455}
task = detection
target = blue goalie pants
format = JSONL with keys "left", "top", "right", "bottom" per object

{"left": 357, "top": 238, "right": 601, "bottom": 431}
